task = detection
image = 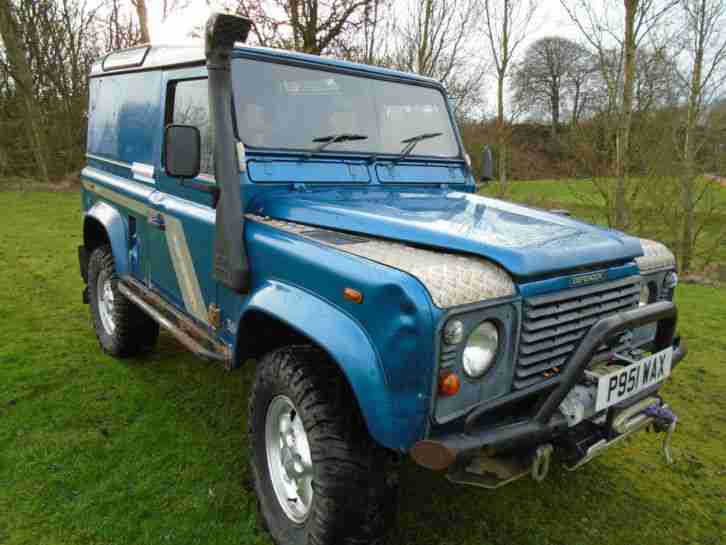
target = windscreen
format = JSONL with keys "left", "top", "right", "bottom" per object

{"left": 231, "top": 58, "right": 460, "bottom": 158}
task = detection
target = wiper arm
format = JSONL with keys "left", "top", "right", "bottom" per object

{"left": 392, "top": 132, "right": 443, "bottom": 163}
{"left": 306, "top": 133, "right": 368, "bottom": 158}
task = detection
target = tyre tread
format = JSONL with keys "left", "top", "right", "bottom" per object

{"left": 87, "top": 245, "right": 159, "bottom": 358}
{"left": 249, "top": 345, "right": 394, "bottom": 545}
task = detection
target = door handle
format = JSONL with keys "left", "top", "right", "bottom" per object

{"left": 148, "top": 213, "right": 165, "bottom": 230}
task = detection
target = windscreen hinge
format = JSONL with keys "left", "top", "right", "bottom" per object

{"left": 236, "top": 142, "right": 246, "bottom": 172}
{"left": 293, "top": 182, "right": 308, "bottom": 191}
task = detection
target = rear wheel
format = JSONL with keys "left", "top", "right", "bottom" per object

{"left": 249, "top": 345, "right": 395, "bottom": 545}
{"left": 88, "top": 245, "right": 159, "bottom": 357}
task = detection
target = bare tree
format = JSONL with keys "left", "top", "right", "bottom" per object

{"left": 567, "top": 46, "right": 598, "bottom": 125}
{"left": 358, "top": 0, "right": 386, "bottom": 64}
{"left": 325, "top": 0, "right": 392, "bottom": 64}
{"left": 131, "top": 0, "right": 150, "bottom": 43}
{"left": 102, "top": 0, "right": 142, "bottom": 51}
{"left": 633, "top": 47, "right": 679, "bottom": 112}
{"left": 676, "top": 0, "right": 726, "bottom": 271}
{"left": 616, "top": 0, "right": 640, "bottom": 229}
{"left": 232, "top": 0, "right": 376, "bottom": 55}
{"left": 560, "top": 0, "right": 678, "bottom": 229}
{"left": 162, "top": 0, "right": 191, "bottom": 22}
{"left": 0, "top": 0, "right": 50, "bottom": 182}
{"left": 513, "top": 36, "right": 594, "bottom": 136}
{"left": 0, "top": 0, "right": 113, "bottom": 181}
{"left": 482, "top": 0, "right": 537, "bottom": 188}
{"left": 391, "top": 0, "right": 484, "bottom": 116}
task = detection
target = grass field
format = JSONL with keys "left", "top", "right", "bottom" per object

{"left": 1, "top": 190, "right": 725, "bottom": 545}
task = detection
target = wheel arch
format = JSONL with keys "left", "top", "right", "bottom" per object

{"left": 83, "top": 201, "right": 130, "bottom": 276}
{"left": 236, "top": 280, "right": 401, "bottom": 451}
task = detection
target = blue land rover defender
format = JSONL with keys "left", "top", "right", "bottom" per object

{"left": 78, "top": 13, "right": 687, "bottom": 545}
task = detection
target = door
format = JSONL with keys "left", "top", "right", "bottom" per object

{"left": 147, "top": 75, "right": 218, "bottom": 327}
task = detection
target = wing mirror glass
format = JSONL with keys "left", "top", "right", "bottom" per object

{"left": 165, "top": 124, "right": 201, "bottom": 179}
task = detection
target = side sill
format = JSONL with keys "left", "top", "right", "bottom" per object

{"left": 118, "top": 276, "right": 232, "bottom": 368}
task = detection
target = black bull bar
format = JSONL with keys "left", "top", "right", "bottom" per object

{"left": 411, "top": 301, "right": 687, "bottom": 470}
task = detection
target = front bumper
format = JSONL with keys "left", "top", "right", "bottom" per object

{"left": 411, "top": 301, "right": 686, "bottom": 470}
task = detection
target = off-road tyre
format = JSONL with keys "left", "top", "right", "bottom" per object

{"left": 249, "top": 345, "right": 395, "bottom": 545}
{"left": 88, "top": 244, "right": 159, "bottom": 357}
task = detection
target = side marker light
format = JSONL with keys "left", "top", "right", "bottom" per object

{"left": 438, "top": 372, "right": 461, "bottom": 397}
{"left": 343, "top": 287, "right": 363, "bottom": 304}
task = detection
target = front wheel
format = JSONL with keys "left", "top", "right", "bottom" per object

{"left": 249, "top": 345, "right": 394, "bottom": 545}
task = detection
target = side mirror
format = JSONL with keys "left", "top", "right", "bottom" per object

{"left": 481, "top": 146, "right": 493, "bottom": 183}
{"left": 165, "top": 124, "right": 200, "bottom": 179}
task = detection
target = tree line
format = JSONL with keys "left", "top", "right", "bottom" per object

{"left": 1, "top": 0, "right": 725, "bottom": 272}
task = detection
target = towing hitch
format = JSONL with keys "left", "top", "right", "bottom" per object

{"left": 562, "top": 398, "right": 679, "bottom": 471}
{"left": 444, "top": 399, "right": 679, "bottom": 488}
{"left": 445, "top": 443, "right": 554, "bottom": 489}
{"left": 645, "top": 403, "right": 678, "bottom": 464}
{"left": 531, "top": 444, "right": 553, "bottom": 482}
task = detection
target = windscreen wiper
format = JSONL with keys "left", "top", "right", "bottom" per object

{"left": 392, "top": 132, "right": 443, "bottom": 163}
{"left": 306, "top": 133, "right": 368, "bottom": 158}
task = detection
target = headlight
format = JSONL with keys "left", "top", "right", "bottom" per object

{"left": 443, "top": 319, "right": 465, "bottom": 345}
{"left": 639, "top": 281, "right": 651, "bottom": 306}
{"left": 462, "top": 321, "right": 499, "bottom": 378}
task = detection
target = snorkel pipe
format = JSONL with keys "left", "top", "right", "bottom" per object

{"left": 205, "top": 13, "right": 252, "bottom": 293}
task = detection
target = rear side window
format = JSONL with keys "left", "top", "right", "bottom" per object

{"left": 87, "top": 71, "right": 161, "bottom": 164}
{"left": 170, "top": 79, "right": 214, "bottom": 176}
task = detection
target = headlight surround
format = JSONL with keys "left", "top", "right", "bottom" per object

{"left": 462, "top": 320, "right": 499, "bottom": 378}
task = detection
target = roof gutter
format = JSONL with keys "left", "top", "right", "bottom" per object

{"left": 205, "top": 12, "right": 252, "bottom": 294}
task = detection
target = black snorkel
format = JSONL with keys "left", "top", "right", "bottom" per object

{"left": 205, "top": 12, "right": 252, "bottom": 294}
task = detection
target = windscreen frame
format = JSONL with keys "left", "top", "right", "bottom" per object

{"left": 229, "top": 53, "right": 465, "bottom": 161}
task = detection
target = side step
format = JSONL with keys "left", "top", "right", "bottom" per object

{"left": 118, "top": 276, "right": 233, "bottom": 368}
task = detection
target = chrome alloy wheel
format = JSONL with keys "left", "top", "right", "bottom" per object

{"left": 97, "top": 274, "right": 116, "bottom": 335}
{"left": 265, "top": 395, "right": 314, "bottom": 523}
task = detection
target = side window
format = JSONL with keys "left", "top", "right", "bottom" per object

{"left": 170, "top": 79, "right": 214, "bottom": 176}
{"left": 88, "top": 71, "right": 161, "bottom": 164}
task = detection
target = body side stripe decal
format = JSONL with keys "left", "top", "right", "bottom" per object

{"left": 163, "top": 214, "right": 209, "bottom": 324}
{"left": 81, "top": 171, "right": 152, "bottom": 217}
{"left": 82, "top": 167, "right": 208, "bottom": 324}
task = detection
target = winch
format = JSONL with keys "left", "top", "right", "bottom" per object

{"left": 558, "top": 384, "right": 600, "bottom": 427}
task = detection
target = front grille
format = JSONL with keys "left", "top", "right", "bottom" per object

{"left": 514, "top": 276, "right": 640, "bottom": 390}
{"left": 439, "top": 342, "right": 458, "bottom": 369}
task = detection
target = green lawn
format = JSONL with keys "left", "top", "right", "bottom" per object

{"left": 1, "top": 190, "right": 724, "bottom": 545}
